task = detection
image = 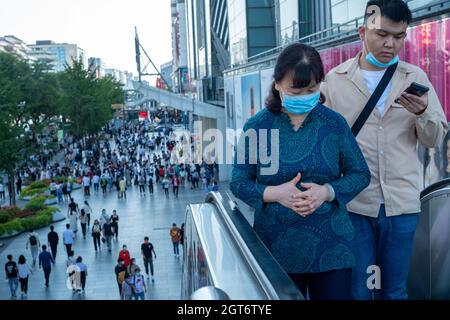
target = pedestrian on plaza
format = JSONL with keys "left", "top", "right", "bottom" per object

{"left": 66, "top": 260, "right": 81, "bottom": 293}
{"left": 56, "top": 182, "right": 64, "bottom": 204}
{"left": 47, "top": 225, "right": 59, "bottom": 260}
{"left": 4, "top": 254, "right": 19, "bottom": 299}
{"left": 79, "top": 209, "right": 88, "bottom": 239}
{"left": 119, "top": 177, "right": 127, "bottom": 199}
{"left": 99, "top": 208, "right": 109, "bottom": 228}
{"left": 148, "top": 174, "right": 154, "bottom": 195}
{"left": 121, "top": 273, "right": 134, "bottom": 300}
{"left": 100, "top": 175, "right": 108, "bottom": 194}
{"left": 16, "top": 176, "right": 22, "bottom": 195}
{"left": 115, "top": 258, "right": 127, "bottom": 297}
{"left": 68, "top": 198, "right": 79, "bottom": 236}
{"left": 118, "top": 244, "right": 131, "bottom": 268}
{"left": 170, "top": 223, "right": 181, "bottom": 257}
{"left": 91, "top": 219, "right": 102, "bottom": 252}
{"left": 82, "top": 200, "right": 92, "bottom": 227}
{"left": 66, "top": 250, "right": 76, "bottom": 267}
{"left": 82, "top": 174, "right": 91, "bottom": 196}
{"left": 127, "top": 258, "right": 140, "bottom": 277}
{"left": 132, "top": 268, "right": 146, "bottom": 300}
{"left": 141, "top": 236, "right": 157, "bottom": 281}
{"left": 163, "top": 176, "right": 170, "bottom": 198}
{"left": 103, "top": 219, "right": 114, "bottom": 252}
{"left": 76, "top": 256, "right": 88, "bottom": 294}
{"left": 180, "top": 223, "right": 185, "bottom": 247}
{"left": 92, "top": 173, "right": 100, "bottom": 193}
{"left": 172, "top": 174, "right": 180, "bottom": 199}
{"left": 0, "top": 181, "right": 6, "bottom": 201}
{"left": 26, "top": 229, "right": 40, "bottom": 267}
{"left": 321, "top": 0, "right": 448, "bottom": 300}
{"left": 111, "top": 210, "right": 119, "bottom": 241}
{"left": 138, "top": 174, "right": 146, "bottom": 196}
{"left": 39, "top": 245, "right": 55, "bottom": 288}
{"left": 63, "top": 224, "right": 75, "bottom": 257}
{"left": 17, "top": 255, "right": 32, "bottom": 298}
{"left": 49, "top": 179, "right": 57, "bottom": 197}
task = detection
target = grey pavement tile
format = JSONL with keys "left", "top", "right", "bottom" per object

{"left": 1, "top": 174, "right": 230, "bottom": 300}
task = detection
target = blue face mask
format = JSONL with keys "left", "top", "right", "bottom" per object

{"left": 366, "top": 52, "right": 399, "bottom": 69}
{"left": 282, "top": 91, "right": 320, "bottom": 115}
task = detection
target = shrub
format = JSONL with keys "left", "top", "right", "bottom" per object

{"left": 0, "top": 199, "right": 59, "bottom": 238}
{"left": 29, "top": 181, "right": 48, "bottom": 189}
{"left": 24, "top": 197, "right": 47, "bottom": 212}
{"left": 0, "top": 213, "right": 9, "bottom": 224}
{"left": 3, "top": 220, "right": 22, "bottom": 235}
{"left": 38, "top": 207, "right": 59, "bottom": 216}
{"left": 19, "top": 187, "right": 48, "bottom": 198}
{"left": 0, "top": 206, "right": 19, "bottom": 216}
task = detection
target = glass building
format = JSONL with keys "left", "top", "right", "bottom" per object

{"left": 228, "top": 0, "right": 277, "bottom": 66}
{"left": 185, "top": 0, "right": 230, "bottom": 104}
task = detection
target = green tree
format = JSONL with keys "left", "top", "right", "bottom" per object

{"left": 0, "top": 52, "right": 32, "bottom": 205}
{"left": 59, "top": 60, "right": 123, "bottom": 141}
{"left": 25, "top": 61, "right": 62, "bottom": 141}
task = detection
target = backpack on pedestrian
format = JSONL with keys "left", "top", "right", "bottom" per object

{"left": 133, "top": 274, "right": 145, "bottom": 293}
{"left": 29, "top": 235, "right": 37, "bottom": 246}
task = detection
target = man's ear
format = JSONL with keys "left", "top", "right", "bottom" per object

{"left": 358, "top": 26, "right": 366, "bottom": 42}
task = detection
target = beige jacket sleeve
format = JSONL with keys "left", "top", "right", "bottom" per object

{"left": 414, "top": 69, "right": 448, "bottom": 148}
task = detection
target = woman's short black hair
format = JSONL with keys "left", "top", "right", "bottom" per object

{"left": 266, "top": 43, "right": 325, "bottom": 114}
{"left": 365, "top": 0, "right": 412, "bottom": 25}
{"left": 18, "top": 255, "right": 26, "bottom": 264}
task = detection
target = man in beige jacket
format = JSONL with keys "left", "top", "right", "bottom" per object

{"left": 321, "top": 0, "right": 448, "bottom": 300}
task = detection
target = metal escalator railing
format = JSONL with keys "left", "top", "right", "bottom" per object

{"left": 408, "top": 179, "right": 450, "bottom": 299}
{"left": 181, "top": 191, "right": 303, "bottom": 300}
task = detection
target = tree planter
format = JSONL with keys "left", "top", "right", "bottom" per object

{"left": 0, "top": 199, "right": 60, "bottom": 239}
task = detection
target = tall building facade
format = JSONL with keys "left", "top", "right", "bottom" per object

{"left": 88, "top": 57, "right": 106, "bottom": 79}
{"left": 0, "top": 35, "right": 36, "bottom": 63}
{"left": 28, "top": 40, "right": 87, "bottom": 72}
{"left": 171, "top": 0, "right": 190, "bottom": 94}
{"left": 185, "top": 0, "right": 230, "bottom": 104}
{"left": 228, "top": 0, "right": 277, "bottom": 66}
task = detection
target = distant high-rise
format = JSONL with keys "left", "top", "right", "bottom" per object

{"left": 88, "top": 57, "right": 106, "bottom": 79}
{"left": 28, "top": 40, "right": 87, "bottom": 72}
{"left": 171, "top": 0, "right": 189, "bottom": 94}
{"left": 0, "top": 35, "right": 36, "bottom": 63}
{"left": 185, "top": 0, "right": 230, "bottom": 104}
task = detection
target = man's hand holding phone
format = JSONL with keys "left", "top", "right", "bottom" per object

{"left": 395, "top": 82, "right": 429, "bottom": 116}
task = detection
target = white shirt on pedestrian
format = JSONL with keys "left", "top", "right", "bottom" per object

{"left": 82, "top": 176, "right": 90, "bottom": 187}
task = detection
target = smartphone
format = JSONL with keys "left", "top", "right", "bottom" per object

{"left": 395, "top": 82, "right": 429, "bottom": 103}
{"left": 404, "top": 82, "right": 429, "bottom": 97}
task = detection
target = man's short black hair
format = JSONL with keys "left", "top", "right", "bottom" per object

{"left": 365, "top": 0, "right": 412, "bottom": 25}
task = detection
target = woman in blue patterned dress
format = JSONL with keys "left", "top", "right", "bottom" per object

{"left": 230, "top": 43, "right": 371, "bottom": 300}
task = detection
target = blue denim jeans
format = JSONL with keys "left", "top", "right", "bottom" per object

{"left": 8, "top": 277, "right": 19, "bottom": 296}
{"left": 173, "top": 242, "right": 179, "bottom": 255}
{"left": 134, "top": 292, "right": 145, "bottom": 300}
{"left": 349, "top": 205, "right": 419, "bottom": 300}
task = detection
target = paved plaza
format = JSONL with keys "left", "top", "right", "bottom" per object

{"left": 0, "top": 177, "right": 229, "bottom": 300}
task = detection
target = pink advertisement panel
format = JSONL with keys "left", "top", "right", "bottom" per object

{"left": 319, "top": 18, "right": 450, "bottom": 120}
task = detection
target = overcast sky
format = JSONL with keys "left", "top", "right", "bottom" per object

{"left": 0, "top": 0, "right": 172, "bottom": 78}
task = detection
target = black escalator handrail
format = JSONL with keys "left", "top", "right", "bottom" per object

{"left": 205, "top": 191, "right": 303, "bottom": 300}
{"left": 420, "top": 178, "right": 450, "bottom": 199}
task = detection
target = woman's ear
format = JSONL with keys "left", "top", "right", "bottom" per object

{"left": 274, "top": 82, "right": 281, "bottom": 92}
